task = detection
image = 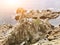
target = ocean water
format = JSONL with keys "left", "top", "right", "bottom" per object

{"left": 0, "top": 13, "right": 17, "bottom": 25}
{"left": 49, "top": 16, "right": 60, "bottom": 27}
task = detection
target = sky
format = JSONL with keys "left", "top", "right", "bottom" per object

{"left": 0, "top": 0, "right": 60, "bottom": 10}
{"left": 0, "top": 0, "right": 60, "bottom": 13}
{"left": 0, "top": 0, "right": 60, "bottom": 26}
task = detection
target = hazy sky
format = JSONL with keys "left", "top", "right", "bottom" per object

{"left": 0, "top": 0, "right": 60, "bottom": 10}
{"left": 0, "top": 0, "right": 60, "bottom": 13}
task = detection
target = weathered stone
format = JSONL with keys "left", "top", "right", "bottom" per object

{"left": 0, "top": 9, "right": 60, "bottom": 45}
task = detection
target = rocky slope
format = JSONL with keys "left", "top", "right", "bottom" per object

{"left": 0, "top": 9, "right": 60, "bottom": 45}
{"left": 0, "top": 18, "right": 60, "bottom": 45}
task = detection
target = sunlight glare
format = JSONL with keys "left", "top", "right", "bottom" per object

{"left": 5, "top": 0, "right": 22, "bottom": 7}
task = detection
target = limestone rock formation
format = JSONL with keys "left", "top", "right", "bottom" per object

{"left": 0, "top": 9, "right": 60, "bottom": 45}
{"left": 0, "top": 18, "right": 53, "bottom": 45}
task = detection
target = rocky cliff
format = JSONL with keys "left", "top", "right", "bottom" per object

{"left": 0, "top": 9, "right": 60, "bottom": 45}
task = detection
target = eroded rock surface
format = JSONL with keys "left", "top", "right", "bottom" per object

{"left": 0, "top": 9, "right": 60, "bottom": 45}
{"left": 0, "top": 18, "right": 53, "bottom": 45}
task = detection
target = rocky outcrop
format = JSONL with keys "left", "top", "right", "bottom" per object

{"left": 15, "top": 9, "right": 60, "bottom": 20}
{"left": 0, "top": 9, "right": 60, "bottom": 45}
{"left": 0, "top": 24, "right": 13, "bottom": 45}
{"left": 0, "top": 18, "right": 54, "bottom": 45}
